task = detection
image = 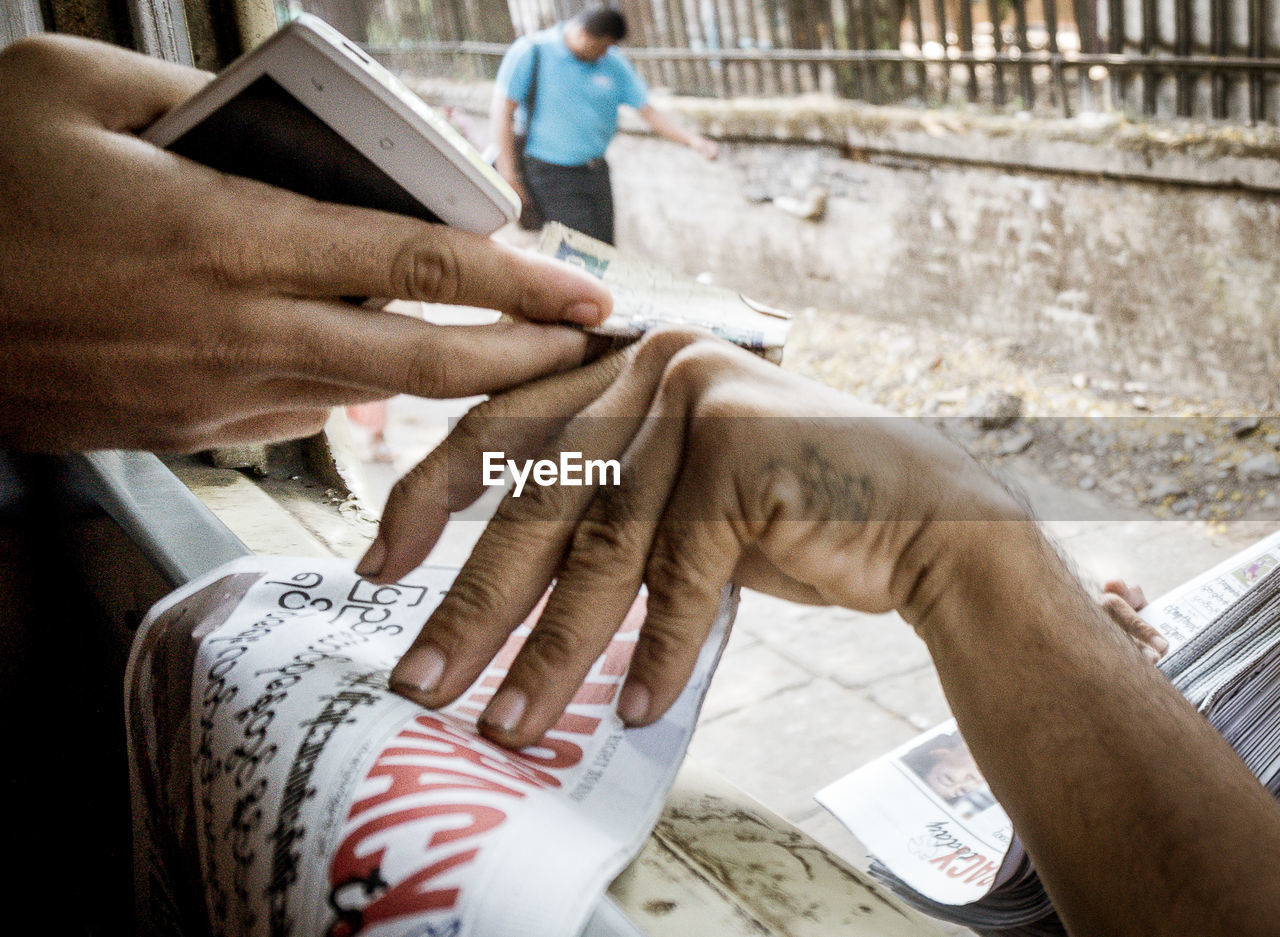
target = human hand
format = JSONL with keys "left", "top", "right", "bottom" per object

{"left": 362, "top": 329, "right": 1024, "bottom": 747}
{"left": 1100, "top": 580, "right": 1168, "bottom": 663}
{"left": 0, "top": 35, "right": 609, "bottom": 453}
{"left": 691, "top": 136, "right": 720, "bottom": 160}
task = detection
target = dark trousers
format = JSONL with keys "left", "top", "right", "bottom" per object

{"left": 522, "top": 155, "right": 615, "bottom": 245}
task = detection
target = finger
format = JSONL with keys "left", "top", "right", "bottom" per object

{"left": 3, "top": 34, "right": 209, "bottom": 132}
{"left": 201, "top": 408, "right": 334, "bottom": 448}
{"left": 260, "top": 300, "right": 603, "bottom": 401}
{"left": 382, "top": 356, "right": 635, "bottom": 708}
{"left": 362, "top": 337, "right": 633, "bottom": 584}
{"left": 475, "top": 387, "right": 692, "bottom": 746}
{"left": 386, "top": 330, "right": 708, "bottom": 718}
{"left": 208, "top": 195, "right": 612, "bottom": 325}
{"left": 491, "top": 340, "right": 771, "bottom": 737}
{"left": 1103, "top": 579, "right": 1147, "bottom": 611}
{"left": 1100, "top": 594, "right": 1169, "bottom": 660}
{"left": 128, "top": 407, "right": 333, "bottom": 453}
{"left": 628, "top": 462, "right": 745, "bottom": 726}
{"left": 473, "top": 336, "right": 753, "bottom": 744}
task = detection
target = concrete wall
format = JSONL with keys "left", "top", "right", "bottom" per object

{"left": 404, "top": 76, "right": 1280, "bottom": 407}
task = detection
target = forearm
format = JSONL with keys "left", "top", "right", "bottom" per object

{"left": 910, "top": 522, "right": 1280, "bottom": 936}
{"left": 488, "top": 96, "right": 520, "bottom": 179}
{"left": 639, "top": 104, "right": 699, "bottom": 148}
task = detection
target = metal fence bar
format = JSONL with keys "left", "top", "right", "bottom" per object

{"left": 759, "top": 0, "right": 789, "bottom": 94}
{"left": 1140, "top": 0, "right": 1157, "bottom": 117}
{"left": 1250, "top": 0, "right": 1266, "bottom": 120}
{"left": 1211, "top": 0, "right": 1227, "bottom": 117}
{"left": 716, "top": 0, "right": 744, "bottom": 95}
{"left": 1072, "top": 0, "right": 1096, "bottom": 110}
{"left": 905, "top": 0, "right": 928, "bottom": 97}
{"left": 988, "top": 0, "right": 1008, "bottom": 106}
{"left": 1175, "top": 0, "right": 1192, "bottom": 115}
{"left": 786, "top": 0, "right": 821, "bottom": 90}
{"left": 689, "top": 0, "right": 721, "bottom": 95}
{"left": 1012, "top": 0, "right": 1035, "bottom": 109}
{"left": 892, "top": 0, "right": 908, "bottom": 100}
{"left": 959, "top": 0, "right": 978, "bottom": 100}
{"left": 932, "top": 0, "right": 951, "bottom": 103}
{"left": 663, "top": 0, "right": 695, "bottom": 93}
{"left": 1108, "top": 0, "right": 1127, "bottom": 110}
{"left": 1043, "top": 0, "right": 1068, "bottom": 114}
{"left": 859, "top": 0, "right": 881, "bottom": 102}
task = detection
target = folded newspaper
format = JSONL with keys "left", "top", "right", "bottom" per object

{"left": 126, "top": 557, "right": 735, "bottom": 937}
{"left": 816, "top": 528, "right": 1280, "bottom": 936}
{"left": 537, "top": 223, "right": 792, "bottom": 361}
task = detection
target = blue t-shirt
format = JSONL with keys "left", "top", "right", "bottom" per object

{"left": 496, "top": 25, "right": 648, "bottom": 166}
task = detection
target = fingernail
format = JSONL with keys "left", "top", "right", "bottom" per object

{"left": 617, "top": 682, "right": 650, "bottom": 725}
{"left": 481, "top": 687, "right": 527, "bottom": 734}
{"left": 563, "top": 301, "right": 604, "bottom": 326}
{"left": 356, "top": 536, "right": 387, "bottom": 578}
{"left": 391, "top": 645, "right": 446, "bottom": 696}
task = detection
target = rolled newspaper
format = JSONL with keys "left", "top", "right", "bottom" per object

{"left": 126, "top": 557, "right": 735, "bottom": 937}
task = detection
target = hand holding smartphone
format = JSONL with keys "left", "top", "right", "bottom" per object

{"left": 143, "top": 14, "right": 519, "bottom": 235}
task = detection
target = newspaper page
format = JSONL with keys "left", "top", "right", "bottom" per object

{"left": 126, "top": 556, "right": 735, "bottom": 937}
{"left": 1138, "top": 528, "right": 1280, "bottom": 651}
{"left": 816, "top": 527, "right": 1280, "bottom": 910}
{"left": 815, "top": 720, "right": 1013, "bottom": 906}
{"left": 537, "top": 223, "right": 792, "bottom": 359}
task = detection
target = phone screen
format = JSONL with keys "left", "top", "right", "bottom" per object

{"left": 168, "top": 74, "right": 442, "bottom": 224}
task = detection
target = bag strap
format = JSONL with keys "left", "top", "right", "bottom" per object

{"left": 525, "top": 42, "right": 540, "bottom": 123}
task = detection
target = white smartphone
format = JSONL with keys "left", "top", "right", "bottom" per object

{"left": 143, "top": 14, "right": 518, "bottom": 234}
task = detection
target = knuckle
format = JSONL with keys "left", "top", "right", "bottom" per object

{"left": 632, "top": 327, "right": 708, "bottom": 371}
{"left": 657, "top": 340, "right": 742, "bottom": 402}
{"left": 392, "top": 237, "right": 462, "bottom": 304}
{"left": 438, "top": 565, "right": 510, "bottom": 631}
{"left": 633, "top": 620, "right": 698, "bottom": 676}
{"left": 1133, "top": 622, "right": 1160, "bottom": 642}
{"left": 189, "top": 331, "right": 258, "bottom": 374}
{"left": 1099, "top": 594, "right": 1130, "bottom": 616}
{"left": 440, "top": 408, "right": 489, "bottom": 459}
{"left": 447, "top": 398, "right": 522, "bottom": 456}
{"left": 518, "top": 619, "right": 583, "bottom": 673}
{"left": 567, "top": 510, "right": 642, "bottom": 567}
{"left": 391, "top": 451, "right": 443, "bottom": 495}
{"left": 588, "top": 476, "right": 640, "bottom": 527}
{"left": 295, "top": 409, "right": 331, "bottom": 438}
{"left": 644, "top": 524, "right": 698, "bottom": 589}
{"left": 0, "top": 34, "right": 67, "bottom": 80}
{"left": 403, "top": 342, "right": 454, "bottom": 396}
{"left": 195, "top": 187, "right": 286, "bottom": 286}
{"left": 494, "top": 475, "right": 568, "bottom": 524}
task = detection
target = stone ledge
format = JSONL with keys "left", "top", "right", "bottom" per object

{"left": 399, "top": 74, "right": 1280, "bottom": 193}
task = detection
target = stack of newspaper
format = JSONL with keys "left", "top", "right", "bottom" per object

{"left": 817, "top": 529, "right": 1280, "bottom": 936}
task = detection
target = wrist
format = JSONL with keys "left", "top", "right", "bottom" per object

{"left": 895, "top": 478, "right": 1039, "bottom": 636}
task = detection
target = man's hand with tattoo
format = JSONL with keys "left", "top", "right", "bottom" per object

{"left": 362, "top": 329, "right": 1280, "bottom": 936}
{"left": 360, "top": 328, "right": 1018, "bottom": 744}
